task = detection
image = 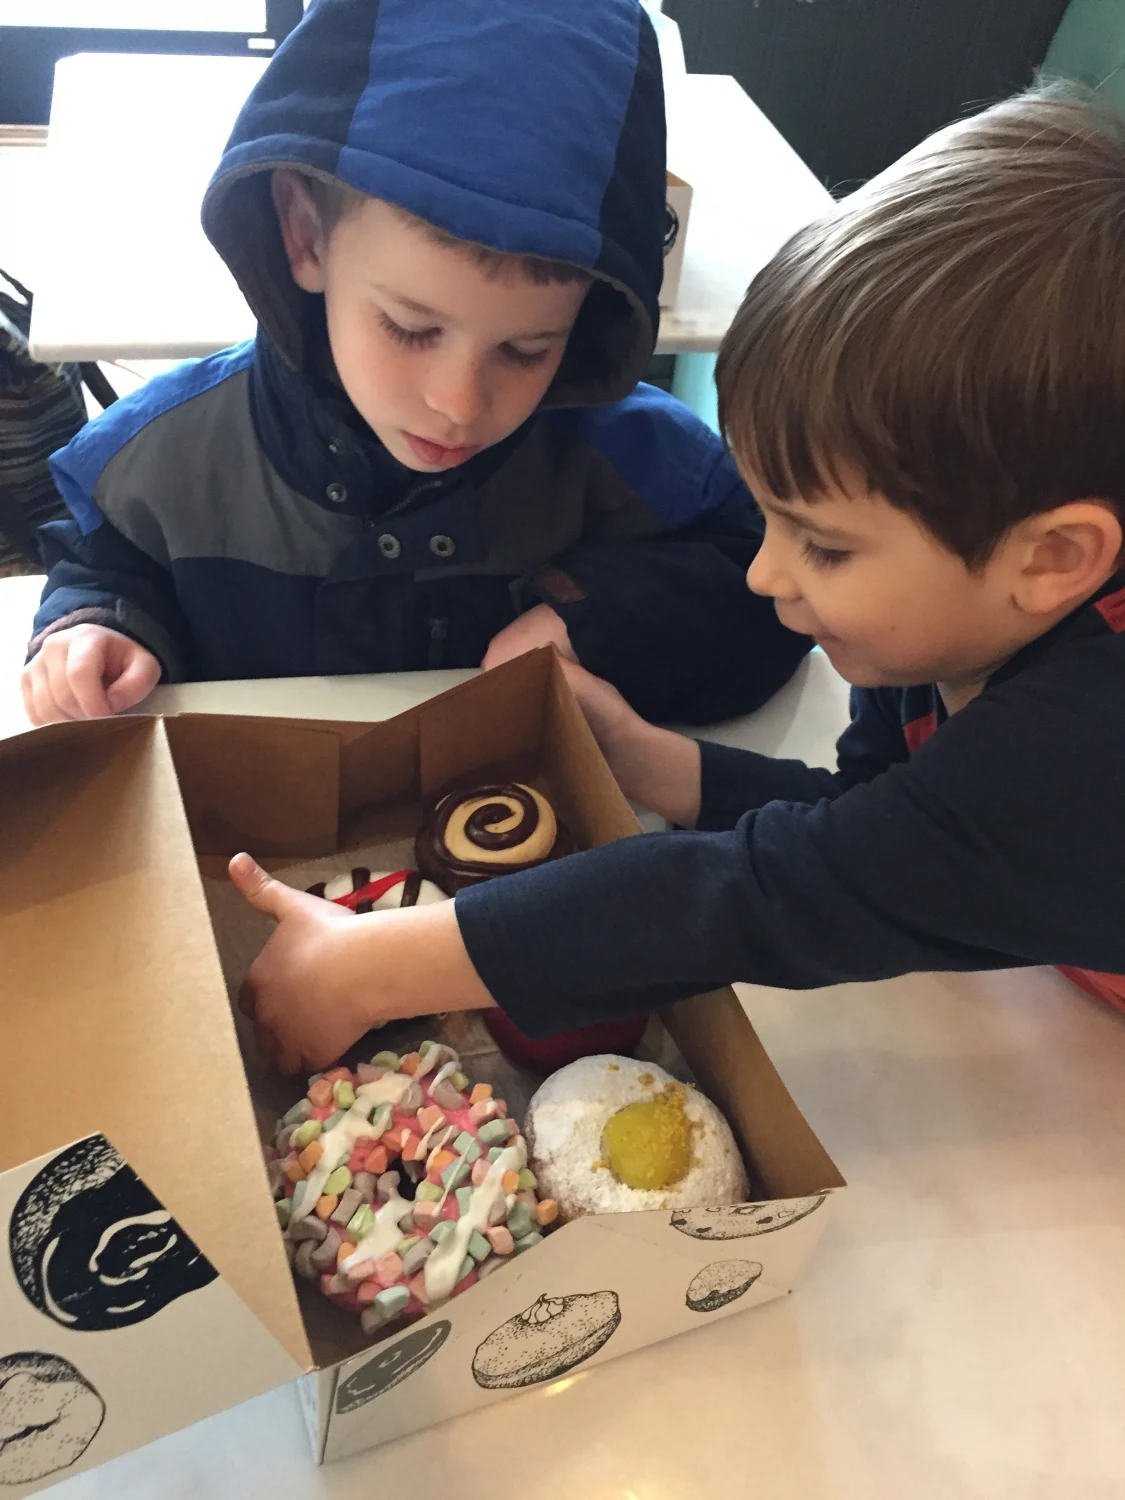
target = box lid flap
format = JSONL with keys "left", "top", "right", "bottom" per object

{"left": 0, "top": 717, "right": 311, "bottom": 1368}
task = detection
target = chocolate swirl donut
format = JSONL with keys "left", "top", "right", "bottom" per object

{"left": 416, "top": 783, "right": 572, "bottom": 893}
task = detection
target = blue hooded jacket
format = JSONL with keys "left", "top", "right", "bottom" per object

{"left": 31, "top": 0, "right": 809, "bottom": 721}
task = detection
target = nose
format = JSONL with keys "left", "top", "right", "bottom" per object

{"left": 746, "top": 531, "right": 801, "bottom": 602}
{"left": 423, "top": 352, "right": 487, "bottom": 432}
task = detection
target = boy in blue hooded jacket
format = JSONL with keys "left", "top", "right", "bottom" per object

{"left": 21, "top": 0, "right": 808, "bottom": 726}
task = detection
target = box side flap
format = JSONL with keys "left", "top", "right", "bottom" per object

{"left": 0, "top": 713, "right": 137, "bottom": 768}
{"left": 660, "top": 990, "right": 845, "bottom": 1197}
{"left": 416, "top": 649, "right": 550, "bottom": 796}
{"left": 0, "top": 720, "right": 311, "bottom": 1370}
{"left": 541, "top": 654, "right": 641, "bottom": 848}
{"left": 164, "top": 715, "right": 340, "bottom": 857}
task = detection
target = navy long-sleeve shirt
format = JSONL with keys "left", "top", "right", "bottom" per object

{"left": 456, "top": 573, "right": 1125, "bottom": 1036}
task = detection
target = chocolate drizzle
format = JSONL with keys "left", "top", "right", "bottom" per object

{"left": 416, "top": 783, "right": 572, "bottom": 894}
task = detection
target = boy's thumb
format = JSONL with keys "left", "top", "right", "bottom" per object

{"left": 229, "top": 852, "right": 293, "bottom": 920}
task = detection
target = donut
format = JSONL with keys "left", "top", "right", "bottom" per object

{"left": 416, "top": 783, "right": 572, "bottom": 894}
{"left": 472, "top": 1291, "right": 621, "bottom": 1389}
{"left": 525, "top": 1056, "right": 749, "bottom": 1219}
{"left": 685, "top": 1259, "right": 762, "bottom": 1312}
{"left": 9, "top": 1135, "right": 217, "bottom": 1331}
{"left": 266, "top": 1043, "right": 558, "bottom": 1340}
{"left": 670, "top": 1195, "right": 826, "bottom": 1240}
{"left": 306, "top": 868, "right": 446, "bottom": 913}
{"left": 0, "top": 1352, "right": 104, "bottom": 1485}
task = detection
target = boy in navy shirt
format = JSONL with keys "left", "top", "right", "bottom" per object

{"left": 22, "top": 0, "right": 805, "bottom": 728}
{"left": 231, "top": 90, "right": 1125, "bottom": 1071}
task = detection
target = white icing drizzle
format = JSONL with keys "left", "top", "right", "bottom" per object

{"left": 414, "top": 1116, "right": 450, "bottom": 1159}
{"left": 430, "top": 1059, "right": 460, "bottom": 1091}
{"left": 423, "top": 1137, "right": 526, "bottom": 1305}
{"left": 414, "top": 1044, "right": 454, "bottom": 1082}
{"left": 290, "top": 1074, "right": 411, "bottom": 1223}
{"left": 340, "top": 1191, "right": 416, "bottom": 1271}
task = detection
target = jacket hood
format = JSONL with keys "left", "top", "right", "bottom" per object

{"left": 201, "top": 0, "right": 666, "bottom": 407}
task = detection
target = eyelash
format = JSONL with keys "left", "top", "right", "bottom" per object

{"left": 801, "top": 538, "right": 850, "bottom": 569}
{"left": 377, "top": 311, "right": 550, "bottom": 367}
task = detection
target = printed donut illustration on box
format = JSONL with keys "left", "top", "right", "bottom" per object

{"left": 0, "top": 1352, "right": 104, "bottom": 1485}
{"left": 670, "top": 1194, "right": 827, "bottom": 1241}
{"left": 472, "top": 1291, "right": 621, "bottom": 1390}
{"left": 8, "top": 1135, "right": 217, "bottom": 1331}
{"left": 335, "top": 1320, "right": 451, "bottom": 1414}
{"left": 685, "top": 1260, "right": 763, "bottom": 1313}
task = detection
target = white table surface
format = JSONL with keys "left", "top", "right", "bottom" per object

{"left": 5, "top": 575, "right": 1124, "bottom": 1498}
{"left": 25, "top": 53, "right": 832, "bottom": 362}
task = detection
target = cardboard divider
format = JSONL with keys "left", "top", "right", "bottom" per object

{"left": 0, "top": 716, "right": 312, "bottom": 1371}
{"left": 417, "top": 648, "right": 548, "bottom": 796}
{"left": 165, "top": 716, "right": 342, "bottom": 857}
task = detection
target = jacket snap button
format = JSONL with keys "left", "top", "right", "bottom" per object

{"left": 378, "top": 533, "right": 402, "bottom": 560}
{"left": 429, "top": 534, "right": 456, "bottom": 559}
{"left": 326, "top": 481, "right": 347, "bottom": 503}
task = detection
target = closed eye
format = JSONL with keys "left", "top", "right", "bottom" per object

{"left": 378, "top": 311, "right": 440, "bottom": 349}
{"left": 500, "top": 343, "right": 551, "bottom": 369}
{"left": 801, "top": 538, "right": 851, "bottom": 569}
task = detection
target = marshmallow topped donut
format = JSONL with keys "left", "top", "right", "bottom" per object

{"left": 525, "top": 1056, "right": 749, "bottom": 1218}
{"left": 416, "top": 783, "right": 572, "bottom": 893}
{"left": 267, "top": 1043, "right": 558, "bottom": 1340}
{"left": 307, "top": 868, "right": 446, "bottom": 912}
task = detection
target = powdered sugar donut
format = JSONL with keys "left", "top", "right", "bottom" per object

{"left": 307, "top": 868, "right": 446, "bottom": 912}
{"left": 267, "top": 1044, "right": 558, "bottom": 1340}
{"left": 525, "top": 1056, "right": 749, "bottom": 1219}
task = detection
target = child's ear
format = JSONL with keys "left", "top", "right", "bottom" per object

{"left": 271, "top": 169, "right": 328, "bottom": 293}
{"left": 1011, "top": 501, "right": 1123, "bottom": 616}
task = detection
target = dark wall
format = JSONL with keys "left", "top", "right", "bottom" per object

{"left": 665, "top": 0, "right": 1071, "bottom": 192}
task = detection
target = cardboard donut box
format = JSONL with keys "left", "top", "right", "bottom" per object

{"left": 0, "top": 650, "right": 843, "bottom": 1493}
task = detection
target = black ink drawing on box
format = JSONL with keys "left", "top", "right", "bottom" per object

{"left": 9, "top": 1135, "right": 217, "bottom": 1331}
{"left": 0, "top": 1351, "right": 104, "bottom": 1486}
{"left": 670, "top": 1194, "right": 827, "bottom": 1241}
{"left": 335, "top": 1321, "right": 451, "bottom": 1414}
{"left": 685, "top": 1259, "right": 763, "bottom": 1313}
{"left": 472, "top": 1291, "right": 621, "bottom": 1390}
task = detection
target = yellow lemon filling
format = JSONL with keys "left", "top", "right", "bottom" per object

{"left": 601, "top": 1089, "right": 696, "bottom": 1190}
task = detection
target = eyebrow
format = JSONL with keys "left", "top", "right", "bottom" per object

{"left": 372, "top": 286, "right": 572, "bottom": 341}
{"left": 759, "top": 497, "right": 857, "bottom": 543}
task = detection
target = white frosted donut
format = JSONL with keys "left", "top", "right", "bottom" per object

{"left": 525, "top": 1056, "right": 749, "bottom": 1218}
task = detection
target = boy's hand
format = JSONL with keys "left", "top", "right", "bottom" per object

{"left": 482, "top": 603, "right": 576, "bottom": 670}
{"left": 21, "top": 625, "right": 161, "bottom": 726}
{"left": 230, "top": 854, "right": 494, "bottom": 1074}
{"left": 557, "top": 657, "right": 703, "bottom": 827}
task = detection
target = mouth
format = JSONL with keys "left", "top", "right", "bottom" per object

{"left": 403, "top": 432, "right": 481, "bottom": 468}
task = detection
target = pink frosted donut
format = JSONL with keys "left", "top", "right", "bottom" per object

{"left": 266, "top": 1044, "right": 558, "bottom": 1339}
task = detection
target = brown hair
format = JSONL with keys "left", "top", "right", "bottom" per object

{"left": 307, "top": 175, "right": 591, "bottom": 288}
{"left": 716, "top": 89, "right": 1125, "bottom": 565}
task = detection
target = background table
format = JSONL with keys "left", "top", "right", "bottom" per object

{"left": 25, "top": 53, "right": 832, "bottom": 363}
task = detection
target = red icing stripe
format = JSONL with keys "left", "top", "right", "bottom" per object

{"left": 1095, "top": 586, "right": 1125, "bottom": 633}
{"left": 332, "top": 870, "right": 409, "bottom": 911}
{"left": 903, "top": 710, "right": 939, "bottom": 753}
{"left": 1057, "top": 965, "right": 1125, "bottom": 1016}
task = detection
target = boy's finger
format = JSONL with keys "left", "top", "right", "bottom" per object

{"left": 228, "top": 852, "right": 296, "bottom": 920}
{"left": 106, "top": 649, "right": 161, "bottom": 712}
{"left": 65, "top": 636, "right": 117, "bottom": 719}
{"left": 42, "top": 647, "right": 86, "bottom": 722}
{"left": 237, "top": 976, "right": 257, "bottom": 1019}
